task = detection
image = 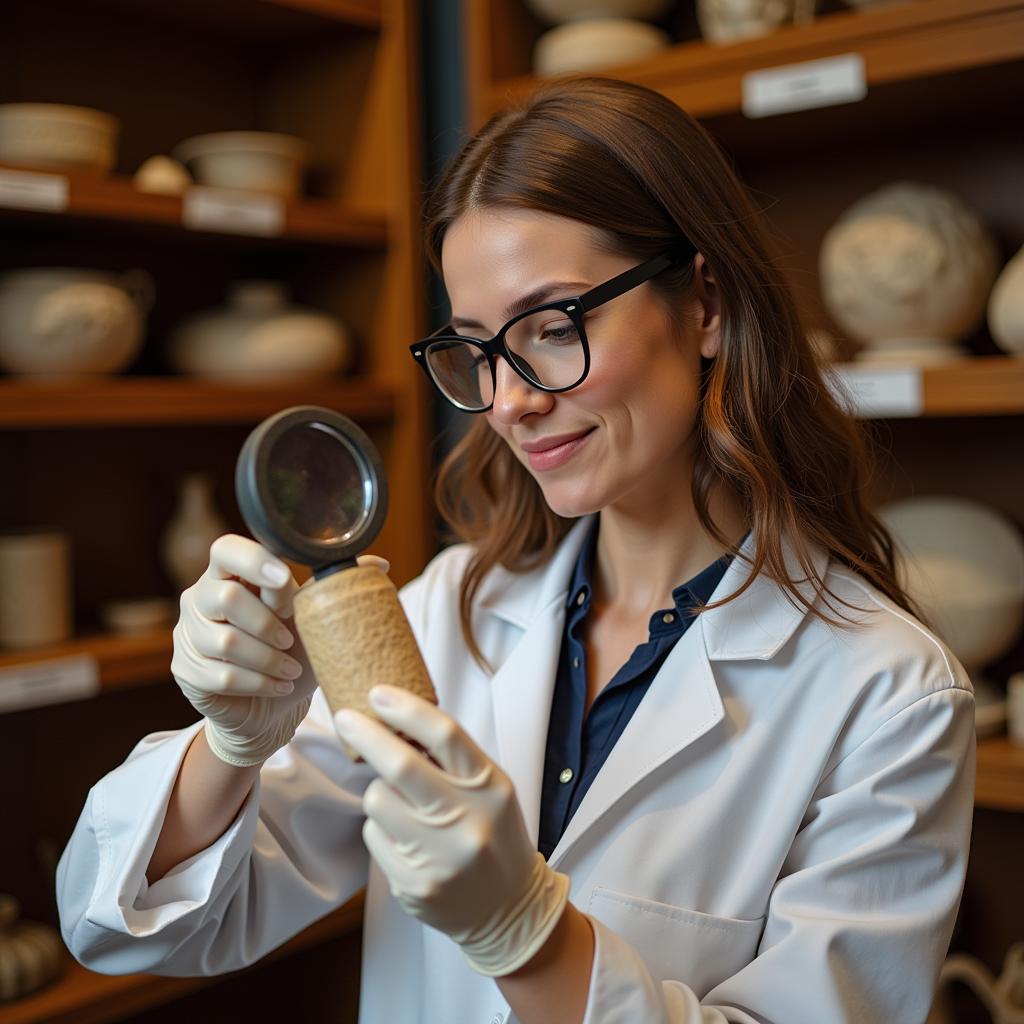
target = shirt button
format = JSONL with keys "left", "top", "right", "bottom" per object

{"left": 662, "top": 611, "right": 675, "bottom": 624}
{"left": 576, "top": 590, "right": 586, "bottom": 607}
{"left": 559, "top": 768, "right": 574, "bottom": 784}
{"left": 572, "top": 656, "right": 580, "bottom": 670}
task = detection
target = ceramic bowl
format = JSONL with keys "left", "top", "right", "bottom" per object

{"left": 0, "top": 103, "right": 118, "bottom": 173}
{"left": 535, "top": 18, "right": 670, "bottom": 75}
{"left": 525, "top": 0, "right": 671, "bottom": 23}
{"left": 173, "top": 131, "right": 309, "bottom": 199}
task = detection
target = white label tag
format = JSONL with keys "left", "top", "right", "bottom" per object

{"left": 743, "top": 53, "right": 866, "bottom": 118}
{"left": 0, "top": 168, "right": 70, "bottom": 212}
{"left": 826, "top": 364, "right": 924, "bottom": 418}
{"left": 0, "top": 654, "right": 100, "bottom": 713}
{"left": 182, "top": 186, "right": 284, "bottom": 237}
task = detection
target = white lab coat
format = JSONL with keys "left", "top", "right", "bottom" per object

{"left": 57, "top": 516, "right": 976, "bottom": 1023}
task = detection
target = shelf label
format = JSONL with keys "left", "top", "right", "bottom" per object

{"left": 743, "top": 53, "right": 866, "bottom": 118}
{"left": 182, "top": 186, "right": 284, "bottom": 237}
{"left": 0, "top": 654, "right": 99, "bottom": 713}
{"left": 826, "top": 364, "right": 923, "bottom": 418}
{"left": 0, "top": 168, "right": 69, "bottom": 212}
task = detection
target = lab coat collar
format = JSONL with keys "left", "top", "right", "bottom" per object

{"left": 482, "top": 516, "right": 831, "bottom": 860}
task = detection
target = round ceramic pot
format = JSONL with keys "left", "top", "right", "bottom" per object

{"left": 535, "top": 18, "right": 670, "bottom": 75}
{"left": 988, "top": 244, "right": 1024, "bottom": 355}
{"left": 168, "top": 280, "right": 351, "bottom": 381}
{"left": 0, "top": 103, "right": 118, "bottom": 173}
{"left": 0, "top": 267, "right": 152, "bottom": 376}
{"left": 820, "top": 182, "right": 999, "bottom": 364}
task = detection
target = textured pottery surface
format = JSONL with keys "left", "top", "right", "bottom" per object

{"left": 0, "top": 895, "right": 64, "bottom": 1002}
{"left": 535, "top": 18, "right": 671, "bottom": 74}
{"left": 988, "top": 244, "right": 1024, "bottom": 355}
{"left": 134, "top": 154, "right": 192, "bottom": 195}
{"left": 820, "top": 181, "right": 999, "bottom": 363}
{"left": 525, "top": 0, "right": 671, "bottom": 22}
{"left": 879, "top": 495, "right": 1024, "bottom": 671}
{"left": 159, "top": 474, "right": 229, "bottom": 593}
{"left": 697, "top": 0, "right": 810, "bottom": 43}
{"left": 169, "top": 280, "right": 351, "bottom": 380}
{"left": 0, "top": 267, "right": 151, "bottom": 376}
{"left": 0, "top": 102, "right": 118, "bottom": 172}
{"left": 173, "top": 131, "right": 308, "bottom": 199}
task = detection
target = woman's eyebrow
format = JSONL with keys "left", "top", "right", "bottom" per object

{"left": 450, "top": 281, "right": 591, "bottom": 331}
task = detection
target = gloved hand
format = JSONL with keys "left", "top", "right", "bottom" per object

{"left": 171, "top": 533, "right": 388, "bottom": 767}
{"left": 334, "top": 684, "right": 571, "bottom": 977}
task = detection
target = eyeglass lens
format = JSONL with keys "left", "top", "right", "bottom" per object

{"left": 427, "top": 306, "right": 586, "bottom": 409}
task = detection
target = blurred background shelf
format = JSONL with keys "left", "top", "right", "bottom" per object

{"left": 0, "top": 165, "right": 389, "bottom": 246}
{"left": 0, "top": 377, "right": 396, "bottom": 427}
{"left": 975, "top": 736, "right": 1024, "bottom": 812}
{"left": 0, "top": 893, "right": 365, "bottom": 1024}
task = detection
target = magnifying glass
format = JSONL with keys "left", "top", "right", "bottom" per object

{"left": 235, "top": 406, "right": 436, "bottom": 758}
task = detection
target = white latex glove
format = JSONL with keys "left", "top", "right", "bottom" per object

{"left": 334, "top": 684, "right": 570, "bottom": 977}
{"left": 171, "top": 533, "right": 388, "bottom": 767}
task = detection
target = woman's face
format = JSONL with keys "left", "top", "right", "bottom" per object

{"left": 441, "top": 207, "right": 718, "bottom": 519}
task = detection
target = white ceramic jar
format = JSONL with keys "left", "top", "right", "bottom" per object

{"left": 0, "top": 529, "right": 72, "bottom": 649}
{"left": 0, "top": 268, "right": 152, "bottom": 376}
{"left": 168, "top": 281, "right": 351, "bottom": 381}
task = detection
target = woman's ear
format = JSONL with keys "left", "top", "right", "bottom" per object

{"left": 693, "top": 253, "right": 721, "bottom": 360}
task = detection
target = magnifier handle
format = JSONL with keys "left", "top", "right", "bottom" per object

{"left": 292, "top": 564, "right": 437, "bottom": 761}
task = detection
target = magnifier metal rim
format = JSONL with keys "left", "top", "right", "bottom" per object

{"left": 235, "top": 405, "right": 387, "bottom": 569}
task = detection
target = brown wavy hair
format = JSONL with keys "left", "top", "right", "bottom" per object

{"left": 423, "top": 76, "right": 921, "bottom": 670}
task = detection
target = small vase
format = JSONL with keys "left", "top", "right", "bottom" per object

{"left": 159, "top": 473, "right": 228, "bottom": 592}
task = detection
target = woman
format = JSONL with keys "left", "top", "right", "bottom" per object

{"left": 57, "top": 77, "right": 975, "bottom": 1023}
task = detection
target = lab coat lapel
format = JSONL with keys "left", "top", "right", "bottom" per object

{"left": 547, "top": 530, "right": 829, "bottom": 870}
{"left": 547, "top": 623, "right": 722, "bottom": 869}
{"left": 485, "top": 516, "right": 595, "bottom": 848}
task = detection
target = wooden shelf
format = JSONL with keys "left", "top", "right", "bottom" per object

{"left": 481, "top": 0, "right": 1024, "bottom": 124}
{"left": 0, "top": 166, "right": 388, "bottom": 247}
{"left": 0, "top": 629, "right": 173, "bottom": 703}
{"left": 0, "top": 892, "right": 364, "bottom": 1024}
{"left": 828, "top": 357, "right": 1024, "bottom": 419}
{"left": 975, "top": 736, "right": 1024, "bottom": 811}
{"left": 0, "top": 377, "right": 396, "bottom": 428}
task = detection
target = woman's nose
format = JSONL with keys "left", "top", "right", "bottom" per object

{"left": 489, "top": 355, "right": 553, "bottom": 423}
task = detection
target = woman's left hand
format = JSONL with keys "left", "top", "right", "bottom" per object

{"left": 333, "top": 685, "right": 570, "bottom": 976}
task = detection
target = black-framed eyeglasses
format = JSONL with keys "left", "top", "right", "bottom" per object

{"left": 409, "top": 239, "right": 697, "bottom": 413}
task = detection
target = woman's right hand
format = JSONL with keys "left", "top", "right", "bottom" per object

{"left": 170, "top": 534, "right": 386, "bottom": 767}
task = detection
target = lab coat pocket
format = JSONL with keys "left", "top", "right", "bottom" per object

{"left": 586, "top": 886, "right": 764, "bottom": 998}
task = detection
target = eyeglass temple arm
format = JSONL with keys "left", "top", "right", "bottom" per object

{"left": 579, "top": 239, "right": 698, "bottom": 311}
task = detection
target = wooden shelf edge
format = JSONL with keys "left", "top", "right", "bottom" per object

{"left": 0, "top": 893, "right": 365, "bottom": 1024}
{"left": 265, "top": 0, "right": 383, "bottom": 29}
{"left": 0, "top": 377, "right": 397, "bottom": 428}
{"left": 0, "top": 166, "right": 389, "bottom": 247}
{"left": 975, "top": 736, "right": 1024, "bottom": 812}
{"left": 481, "top": 0, "right": 1024, "bottom": 121}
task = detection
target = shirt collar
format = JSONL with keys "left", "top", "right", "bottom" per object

{"left": 565, "top": 516, "right": 747, "bottom": 617}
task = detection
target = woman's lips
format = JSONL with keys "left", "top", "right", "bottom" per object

{"left": 523, "top": 428, "right": 595, "bottom": 471}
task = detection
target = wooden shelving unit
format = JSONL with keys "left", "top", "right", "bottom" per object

{"left": 0, "top": 893, "right": 364, "bottom": 1024}
{"left": 0, "top": 165, "right": 389, "bottom": 246}
{"left": 0, "top": 377, "right": 396, "bottom": 428}
{"left": 0, "top": 0, "right": 426, "bottom": 1019}
{"left": 976, "top": 736, "right": 1024, "bottom": 812}
{"left": 473, "top": 0, "right": 1024, "bottom": 126}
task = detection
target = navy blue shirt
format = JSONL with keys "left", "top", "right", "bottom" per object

{"left": 538, "top": 521, "right": 739, "bottom": 860}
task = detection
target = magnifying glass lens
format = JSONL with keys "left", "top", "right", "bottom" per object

{"left": 266, "top": 422, "right": 369, "bottom": 544}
